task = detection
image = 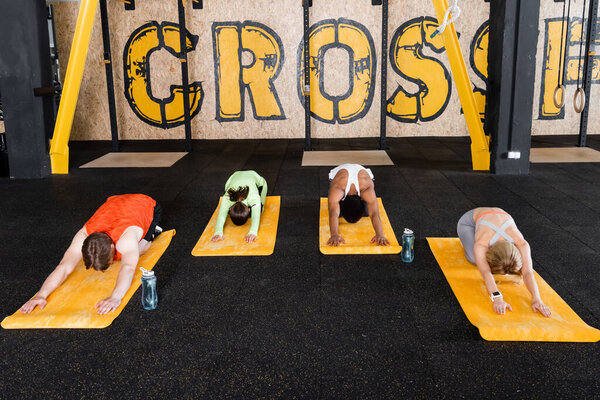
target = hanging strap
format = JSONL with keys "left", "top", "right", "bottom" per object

{"left": 431, "top": 0, "right": 461, "bottom": 38}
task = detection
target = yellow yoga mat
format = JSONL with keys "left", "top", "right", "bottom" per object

{"left": 192, "top": 196, "right": 280, "bottom": 256}
{"left": 427, "top": 237, "right": 600, "bottom": 342}
{"left": 1, "top": 230, "right": 175, "bottom": 330}
{"left": 319, "top": 197, "right": 401, "bottom": 255}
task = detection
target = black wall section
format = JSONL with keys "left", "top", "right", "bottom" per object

{"left": 578, "top": 0, "right": 599, "bottom": 147}
{"left": 1, "top": 94, "right": 7, "bottom": 177}
{"left": 0, "top": 0, "right": 53, "bottom": 178}
{"left": 0, "top": 131, "right": 8, "bottom": 178}
{"left": 486, "top": 0, "right": 540, "bottom": 175}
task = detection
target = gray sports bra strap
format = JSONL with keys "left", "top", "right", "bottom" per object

{"left": 478, "top": 219, "right": 515, "bottom": 246}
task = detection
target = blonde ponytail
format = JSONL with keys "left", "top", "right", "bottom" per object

{"left": 486, "top": 241, "right": 522, "bottom": 277}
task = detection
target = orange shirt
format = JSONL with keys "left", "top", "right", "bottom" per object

{"left": 85, "top": 194, "right": 156, "bottom": 260}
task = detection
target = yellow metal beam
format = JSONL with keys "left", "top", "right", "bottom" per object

{"left": 431, "top": 0, "right": 490, "bottom": 171}
{"left": 49, "top": 0, "right": 99, "bottom": 174}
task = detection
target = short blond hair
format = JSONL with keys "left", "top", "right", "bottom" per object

{"left": 486, "top": 241, "right": 522, "bottom": 275}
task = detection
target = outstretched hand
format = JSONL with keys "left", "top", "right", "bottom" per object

{"left": 211, "top": 235, "right": 224, "bottom": 242}
{"left": 493, "top": 299, "right": 512, "bottom": 315}
{"left": 95, "top": 297, "right": 121, "bottom": 315}
{"left": 245, "top": 234, "right": 257, "bottom": 243}
{"left": 371, "top": 235, "right": 390, "bottom": 246}
{"left": 20, "top": 296, "right": 47, "bottom": 314}
{"left": 327, "top": 235, "right": 345, "bottom": 247}
{"left": 532, "top": 300, "right": 552, "bottom": 317}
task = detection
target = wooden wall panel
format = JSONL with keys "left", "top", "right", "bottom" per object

{"left": 49, "top": 0, "right": 598, "bottom": 140}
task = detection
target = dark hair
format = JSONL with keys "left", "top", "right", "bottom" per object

{"left": 228, "top": 186, "right": 249, "bottom": 202}
{"left": 82, "top": 232, "right": 114, "bottom": 271}
{"left": 340, "top": 195, "right": 364, "bottom": 224}
{"left": 229, "top": 202, "right": 250, "bottom": 225}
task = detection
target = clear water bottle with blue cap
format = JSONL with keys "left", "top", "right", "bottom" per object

{"left": 401, "top": 228, "right": 415, "bottom": 263}
{"left": 140, "top": 267, "right": 158, "bottom": 310}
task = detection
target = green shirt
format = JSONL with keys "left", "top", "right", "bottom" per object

{"left": 214, "top": 170, "right": 268, "bottom": 236}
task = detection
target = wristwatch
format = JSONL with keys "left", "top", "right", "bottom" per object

{"left": 490, "top": 291, "right": 502, "bottom": 302}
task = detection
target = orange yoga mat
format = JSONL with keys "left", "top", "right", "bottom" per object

{"left": 192, "top": 196, "right": 280, "bottom": 256}
{"left": 1, "top": 230, "right": 175, "bottom": 329}
{"left": 319, "top": 197, "right": 401, "bottom": 255}
{"left": 427, "top": 237, "right": 600, "bottom": 342}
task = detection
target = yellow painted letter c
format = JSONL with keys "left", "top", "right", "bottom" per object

{"left": 123, "top": 21, "right": 204, "bottom": 129}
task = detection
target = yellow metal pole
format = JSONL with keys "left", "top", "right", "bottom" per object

{"left": 431, "top": 0, "right": 490, "bottom": 171}
{"left": 49, "top": 0, "right": 99, "bottom": 174}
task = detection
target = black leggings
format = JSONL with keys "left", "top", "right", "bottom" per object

{"left": 143, "top": 203, "right": 163, "bottom": 241}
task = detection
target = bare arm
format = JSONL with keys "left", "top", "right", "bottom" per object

{"left": 95, "top": 228, "right": 141, "bottom": 314}
{"left": 327, "top": 187, "right": 345, "bottom": 246}
{"left": 21, "top": 228, "right": 87, "bottom": 313}
{"left": 473, "top": 243, "right": 512, "bottom": 315}
{"left": 361, "top": 188, "right": 389, "bottom": 246}
{"left": 474, "top": 244, "right": 500, "bottom": 295}
{"left": 516, "top": 239, "right": 551, "bottom": 317}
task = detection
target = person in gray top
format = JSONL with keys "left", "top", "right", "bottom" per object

{"left": 457, "top": 207, "right": 551, "bottom": 317}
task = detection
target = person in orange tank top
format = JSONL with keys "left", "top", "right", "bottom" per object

{"left": 20, "top": 194, "right": 163, "bottom": 315}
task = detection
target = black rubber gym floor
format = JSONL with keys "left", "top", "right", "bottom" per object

{"left": 1, "top": 136, "right": 599, "bottom": 398}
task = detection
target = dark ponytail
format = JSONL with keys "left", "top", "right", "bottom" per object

{"left": 228, "top": 186, "right": 249, "bottom": 202}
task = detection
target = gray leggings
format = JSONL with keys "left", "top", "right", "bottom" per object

{"left": 457, "top": 209, "right": 476, "bottom": 264}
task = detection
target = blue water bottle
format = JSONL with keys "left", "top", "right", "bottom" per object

{"left": 140, "top": 267, "right": 158, "bottom": 310}
{"left": 401, "top": 228, "right": 415, "bottom": 263}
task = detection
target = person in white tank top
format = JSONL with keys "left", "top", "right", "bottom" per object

{"left": 327, "top": 164, "right": 389, "bottom": 247}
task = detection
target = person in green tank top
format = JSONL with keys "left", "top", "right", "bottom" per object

{"left": 211, "top": 170, "right": 268, "bottom": 243}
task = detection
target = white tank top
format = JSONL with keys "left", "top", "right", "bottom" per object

{"left": 328, "top": 164, "right": 374, "bottom": 199}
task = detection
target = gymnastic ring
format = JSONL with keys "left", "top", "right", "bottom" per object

{"left": 553, "top": 85, "right": 566, "bottom": 109}
{"left": 574, "top": 87, "right": 586, "bottom": 113}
